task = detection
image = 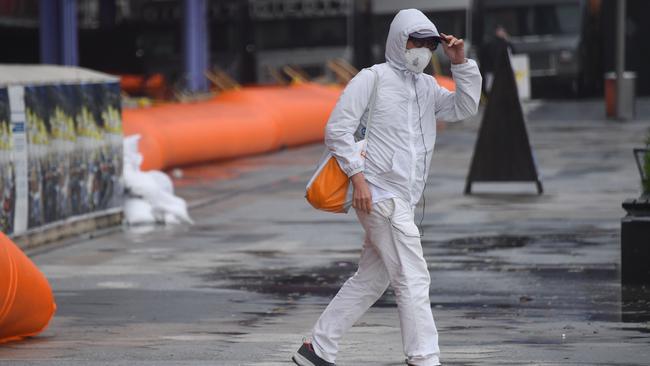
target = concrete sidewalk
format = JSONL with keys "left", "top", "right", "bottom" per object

{"left": 1, "top": 99, "right": 649, "bottom": 365}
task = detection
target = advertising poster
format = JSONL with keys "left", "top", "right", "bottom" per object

{"left": 24, "top": 85, "right": 50, "bottom": 228}
{"left": 97, "top": 82, "right": 123, "bottom": 210}
{"left": 48, "top": 84, "right": 79, "bottom": 219}
{"left": 78, "top": 82, "right": 122, "bottom": 213}
{"left": 19, "top": 80, "right": 123, "bottom": 231}
{"left": 0, "top": 88, "right": 15, "bottom": 234}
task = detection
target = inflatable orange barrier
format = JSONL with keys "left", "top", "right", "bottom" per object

{"left": 120, "top": 73, "right": 167, "bottom": 98}
{"left": 0, "top": 233, "right": 56, "bottom": 344}
{"left": 123, "top": 78, "right": 454, "bottom": 171}
{"left": 123, "top": 82, "right": 342, "bottom": 171}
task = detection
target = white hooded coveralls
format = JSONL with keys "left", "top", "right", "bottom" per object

{"left": 310, "top": 9, "right": 481, "bottom": 366}
{"left": 325, "top": 10, "right": 481, "bottom": 206}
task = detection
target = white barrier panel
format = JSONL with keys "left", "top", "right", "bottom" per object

{"left": 0, "top": 65, "right": 122, "bottom": 236}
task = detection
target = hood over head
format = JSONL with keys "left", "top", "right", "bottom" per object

{"left": 385, "top": 9, "right": 440, "bottom": 72}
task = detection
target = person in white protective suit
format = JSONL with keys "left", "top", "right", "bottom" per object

{"left": 292, "top": 9, "right": 482, "bottom": 366}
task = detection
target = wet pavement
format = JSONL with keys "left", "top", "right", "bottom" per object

{"left": 2, "top": 98, "right": 650, "bottom": 365}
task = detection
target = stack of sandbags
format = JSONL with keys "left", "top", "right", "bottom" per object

{"left": 123, "top": 135, "right": 193, "bottom": 225}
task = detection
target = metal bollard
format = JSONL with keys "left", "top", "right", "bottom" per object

{"left": 605, "top": 72, "right": 637, "bottom": 121}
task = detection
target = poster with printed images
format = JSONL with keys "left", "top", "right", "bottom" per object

{"left": 0, "top": 88, "right": 15, "bottom": 234}
{"left": 78, "top": 82, "right": 123, "bottom": 214}
{"left": 21, "top": 81, "right": 123, "bottom": 230}
{"left": 24, "top": 85, "right": 50, "bottom": 228}
{"left": 98, "top": 82, "right": 123, "bottom": 210}
{"left": 48, "top": 84, "right": 79, "bottom": 218}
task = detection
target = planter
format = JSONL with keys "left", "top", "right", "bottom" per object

{"left": 621, "top": 148, "right": 650, "bottom": 285}
{"left": 621, "top": 203, "right": 650, "bottom": 285}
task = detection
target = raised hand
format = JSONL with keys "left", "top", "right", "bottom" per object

{"left": 440, "top": 32, "right": 466, "bottom": 65}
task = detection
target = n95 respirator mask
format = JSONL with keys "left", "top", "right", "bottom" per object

{"left": 404, "top": 47, "right": 432, "bottom": 73}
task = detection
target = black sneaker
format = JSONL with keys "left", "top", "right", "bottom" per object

{"left": 292, "top": 342, "right": 335, "bottom": 366}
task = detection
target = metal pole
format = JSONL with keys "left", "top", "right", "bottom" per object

{"left": 183, "top": 0, "right": 209, "bottom": 93}
{"left": 39, "top": 0, "right": 59, "bottom": 64}
{"left": 61, "top": 0, "right": 78, "bottom": 66}
{"left": 615, "top": 0, "right": 626, "bottom": 119}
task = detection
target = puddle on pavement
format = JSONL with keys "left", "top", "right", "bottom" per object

{"left": 234, "top": 249, "right": 285, "bottom": 258}
{"left": 439, "top": 235, "right": 529, "bottom": 252}
{"left": 224, "top": 233, "right": 279, "bottom": 244}
{"left": 430, "top": 232, "right": 603, "bottom": 253}
{"left": 203, "top": 260, "right": 357, "bottom": 298}
{"left": 200, "top": 230, "right": 650, "bottom": 327}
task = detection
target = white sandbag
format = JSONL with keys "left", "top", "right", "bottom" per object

{"left": 123, "top": 135, "right": 143, "bottom": 172}
{"left": 147, "top": 171, "right": 174, "bottom": 195}
{"left": 123, "top": 134, "right": 193, "bottom": 225}
{"left": 124, "top": 198, "right": 156, "bottom": 225}
{"left": 124, "top": 169, "right": 193, "bottom": 225}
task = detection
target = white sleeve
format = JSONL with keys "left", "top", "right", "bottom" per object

{"left": 324, "top": 68, "right": 376, "bottom": 177}
{"left": 434, "top": 59, "right": 482, "bottom": 123}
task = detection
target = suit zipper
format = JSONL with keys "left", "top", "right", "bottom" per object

{"left": 407, "top": 75, "right": 417, "bottom": 191}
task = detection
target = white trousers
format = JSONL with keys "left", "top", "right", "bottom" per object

{"left": 310, "top": 198, "right": 440, "bottom": 365}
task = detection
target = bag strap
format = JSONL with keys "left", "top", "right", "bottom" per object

{"left": 363, "top": 69, "right": 380, "bottom": 141}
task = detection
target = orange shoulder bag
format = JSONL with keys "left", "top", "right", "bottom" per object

{"left": 305, "top": 70, "right": 378, "bottom": 213}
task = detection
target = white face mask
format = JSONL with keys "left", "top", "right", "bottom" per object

{"left": 404, "top": 47, "right": 432, "bottom": 73}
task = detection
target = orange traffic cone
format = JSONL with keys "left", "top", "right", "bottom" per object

{"left": 0, "top": 232, "right": 56, "bottom": 344}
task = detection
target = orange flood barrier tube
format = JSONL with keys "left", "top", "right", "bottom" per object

{"left": 0, "top": 233, "right": 56, "bottom": 344}
{"left": 123, "top": 82, "right": 342, "bottom": 171}
{"left": 123, "top": 78, "right": 454, "bottom": 171}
